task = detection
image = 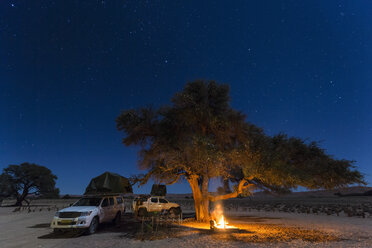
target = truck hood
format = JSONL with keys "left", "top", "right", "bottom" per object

{"left": 59, "top": 206, "right": 97, "bottom": 212}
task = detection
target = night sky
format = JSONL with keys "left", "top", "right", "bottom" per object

{"left": 1, "top": 1, "right": 371, "bottom": 194}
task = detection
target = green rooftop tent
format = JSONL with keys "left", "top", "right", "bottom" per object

{"left": 151, "top": 184, "right": 167, "bottom": 196}
{"left": 84, "top": 172, "right": 133, "bottom": 195}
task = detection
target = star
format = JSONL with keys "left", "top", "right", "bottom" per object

{"left": 10, "top": 3, "right": 15, "bottom": 7}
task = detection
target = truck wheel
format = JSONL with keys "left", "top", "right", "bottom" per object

{"left": 175, "top": 207, "right": 182, "bottom": 215}
{"left": 138, "top": 208, "right": 148, "bottom": 217}
{"left": 169, "top": 207, "right": 181, "bottom": 217}
{"left": 113, "top": 211, "right": 121, "bottom": 226}
{"left": 87, "top": 217, "right": 99, "bottom": 235}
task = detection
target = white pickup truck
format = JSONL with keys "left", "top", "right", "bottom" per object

{"left": 133, "top": 196, "right": 181, "bottom": 217}
{"left": 51, "top": 195, "right": 125, "bottom": 234}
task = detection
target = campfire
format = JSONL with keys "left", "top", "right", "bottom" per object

{"left": 210, "top": 215, "right": 237, "bottom": 230}
{"left": 210, "top": 204, "right": 238, "bottom": 231}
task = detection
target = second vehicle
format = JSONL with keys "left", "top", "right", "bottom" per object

{"left": 133, "top": 196, "right": 182, "bottom": 217}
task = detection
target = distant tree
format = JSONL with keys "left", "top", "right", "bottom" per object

{"left": 116, "top": 80, "right": 365, "bottom": 221}
{"left": 62, "top": 194, "right": 72, "bottom": 199}
{"left": 220, "top": 179, "right": 232, "bottom": 194}
{"left": 0, "top": 163, "right": 59, "bottom": 206}
{"left": 216, "top": 187, "right": 226, "bottom": 195}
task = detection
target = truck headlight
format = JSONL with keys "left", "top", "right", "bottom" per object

{"left": 80, "top": 211, "right": 92, "bottom": 216}
{"left": 54, "top": 212, "right": 60, "bottom": 217}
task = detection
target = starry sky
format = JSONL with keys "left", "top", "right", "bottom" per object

{"left": 1, "top": 1, "right": 371, "bottom": 194}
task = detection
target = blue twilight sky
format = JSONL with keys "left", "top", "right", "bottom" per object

{"left": 0, "top": 1, "right": 371, "bottom": 194}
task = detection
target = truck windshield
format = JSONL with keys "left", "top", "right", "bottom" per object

{"left": 73, "top": 197, "right": 102, "bottom": 206}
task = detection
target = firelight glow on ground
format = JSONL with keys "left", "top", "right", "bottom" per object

{"left": 180, "top": 218, "right": 340, "bottom": 243}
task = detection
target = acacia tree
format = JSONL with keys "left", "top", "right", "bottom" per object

{"left": 0, "top": 163, "right": 59, "bottom": 206}
{"left": 116, "top": 81, "right": 364, "bottom": 221}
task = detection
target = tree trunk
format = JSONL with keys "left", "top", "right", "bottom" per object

{"left": 15, "top": 197, "right": 23, "bottom": 206}
{"left": 209, "top": 178, "right": 255, "bottom": 202}
{"left": 200, "top": 175, "right": 210, "bottom": 221}
{"left": 186, "top": 176, "right": 255, "bottom": 222}
{"left": 15, "top": 188, "right": 28, "bottom": 206}
{"left": 187, "top": 175, "right": 209, "bottom": 221}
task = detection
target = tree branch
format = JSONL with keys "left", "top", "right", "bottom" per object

{"left": 209, "top": 177, "right": 255, "bottom": 202}
{"left": 164, "top": 173, "right": 185, "bottom": 185}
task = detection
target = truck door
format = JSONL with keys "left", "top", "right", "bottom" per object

{"left": 159, "top": 198, "right": 169, "bottom": 210}
{"left": 100, "top": 198, "right": 109, "bottom": 222}
{"left": 100, "top": 197, "right": 114, "bottom": 222}
{"left": 149, "top": 197, "right": 160, "bottom": 212}
{"left": 108, "top": 197, "right": 115, "bottom": 219}
{"left": 116, "top": 196, "right": 125, "bottom": 213}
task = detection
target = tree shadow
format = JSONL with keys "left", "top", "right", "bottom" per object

{"left": 33, "top": 213, "right": 268, "bottom": 241}
{"left": 33, "top": 213, "right": 211, "bottom": 241}
{"left": 28, "top": 223, "right": 51, "bottom": 228}
{"left": 28, "top": 221, "right": 85, "bottom": 239}
{"left": 36, "top": 213, "right": 179, "bottom": 240}
{"left": 38, "top": 231, "right": 85, "bottom": 239}
{"left": 228, "top": 215, "right": 282, "bottom": 223}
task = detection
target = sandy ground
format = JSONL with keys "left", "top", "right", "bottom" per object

{"left": 1, "top": 206, "right": 371, "bottom": 248}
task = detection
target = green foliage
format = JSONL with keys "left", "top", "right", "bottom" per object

{"left": 116, "top": 80, "right": 365, "bottom": 195}
{"left": 0, "top": 173, "right": 13, "bottom": 197}
{"left": 0, "top": 162, "right": 59, "bottom": 205}
{"left": 241, "top": 134, "right": 365, "bottom": 191}
{"left": 117, "top": 81, "right": 251, "bottom": 184}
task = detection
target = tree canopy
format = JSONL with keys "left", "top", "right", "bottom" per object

{"left": 0, "top": 173, "right": 13, "bottom": 198}
{"left": 0, "top": 162, "right": 59, "bottom": 206}
{"left": 116, "top": 80, "right": 365, "bottom": 221}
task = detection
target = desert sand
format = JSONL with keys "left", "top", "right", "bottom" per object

{"left": 1, "top": 193, "right": 372, "bottom": 248}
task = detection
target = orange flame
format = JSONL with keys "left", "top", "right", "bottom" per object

{"left": 213, "top": 215, "right": 237, "bottom": 229}
{"left": 211, "top": 204, "right": 237, "bottom": 230}
{"left": 215, "top": 215, "right": 227, "bottom": 229}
